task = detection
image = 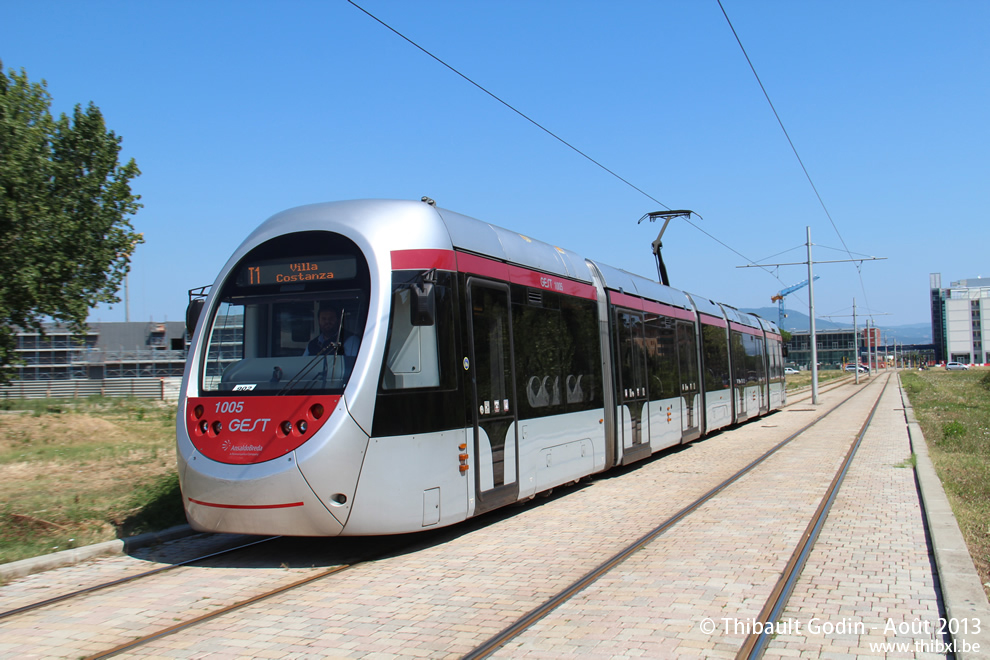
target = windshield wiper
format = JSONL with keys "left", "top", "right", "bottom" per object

{"left": 276, "top": 310, "right": 347, "bottom": 396}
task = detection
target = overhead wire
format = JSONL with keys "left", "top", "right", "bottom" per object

{"left": 347, "top": 0, "right": 886, "bottom": 320}
{"left": 345, "top": 0, "right": 782, "bottom": 282}
{"left": 754, "top": 244, "right": 806, "bottom": 266}
{"left": 346, "top": 0, "right": 667, "bottom": 212}
{"left": 716, "top": 0, "right": 876, "bottom": 318}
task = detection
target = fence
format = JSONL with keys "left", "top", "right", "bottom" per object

{"left": 0, "top": 377, "right": 183, "bottom": 402}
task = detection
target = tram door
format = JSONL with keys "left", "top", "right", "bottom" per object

{"left": 467, "top": 281, "right": 519, "bottom": 514}
{"left": 676, "top": 321, "right": 701, "bottom": 441}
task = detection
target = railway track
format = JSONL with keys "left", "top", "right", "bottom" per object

{"left": 1, "top": 373, "right": 919, "bottom": 658}
{"left": 0, "top": 527, "right": 440, "bottom": 659}
{"left": 784, "top": 372, "right": 861, "bottom": 404}
{"left": 87, "top": 562, "right": 357, "bottom": 659}
{"left": 0, "top": 536, "right": 280, "bottom": 621}
{"left": 463, "top": 374, "right": 892, "bottom": 658}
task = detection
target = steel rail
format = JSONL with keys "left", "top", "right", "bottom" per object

{"left": 737, "top": 374, "right": 890, "bottom": 659}
{"left": 80, "top": 534, "right": 422, "bottom": 659}
{"left": 785, "top": 372, "right": 860, "bottom": 402}
{"left": 0, "top": 535, "right": 280, "bottom": 621}
{"left": 463, "top": 375, "right": 883, "bottom": 659}
{"left": 84, "top": 562, "right": 355, "bottom": 660}
{"left": 56, "top": 375, "right": 879, "bottom": 660}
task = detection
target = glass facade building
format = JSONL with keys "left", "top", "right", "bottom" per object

{"left": 9, "top": 321, "right": 188, "bottom": 381}
{"left": 930, "top": 274, "right": 990, "bottom": 365}
{"left": 785, "top": 329, "right": 861, "bottom": 370}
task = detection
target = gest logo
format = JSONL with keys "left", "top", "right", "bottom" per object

{"left": 228, "top": 418, "right": 272, "bottom": 432}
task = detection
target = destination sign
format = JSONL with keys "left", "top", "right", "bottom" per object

{"left": 237, "top": 256, "right": 357, "bottom": 287}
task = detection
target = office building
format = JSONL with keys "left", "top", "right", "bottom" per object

{"left": 785, "top": 328, "right": 860, "bottom": 369}
{"left": 9, "top": 321, "right": 188, "bottom": 381}
{"left": 930, "top": 274, "right": 989, "bottom": 364}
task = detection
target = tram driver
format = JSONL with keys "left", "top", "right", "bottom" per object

{"left": 303, "top": 306, "right": 359, "bottom": 357}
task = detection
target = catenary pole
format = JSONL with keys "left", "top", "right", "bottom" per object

{"left": 735, "top": 232, "right": 884, "bottom": 403}
{"left": 807, "top": 227, "right": 818, "bottom": 404}
{"left": 853, "top": 298, "right": 859, "bottom": 385}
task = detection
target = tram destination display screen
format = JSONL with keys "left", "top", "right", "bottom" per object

{"left": 237, "top": 255, "right": 358, "bottom": 287}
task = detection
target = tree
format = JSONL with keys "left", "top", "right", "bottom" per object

{"left": 0, "top": 68, "right": 143, "bottom": 383}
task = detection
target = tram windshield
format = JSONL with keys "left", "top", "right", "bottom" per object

{"left": 198, "top": 231, "right": 370, "bottom": 396}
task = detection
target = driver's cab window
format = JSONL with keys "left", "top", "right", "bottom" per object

{"left": 202, "top": 296, "right": 365, "bottom": 394}
{"left": 197, "top": 230, "right": 370, "bottom": 396}
{"left": 273, "top": 302, "right": 315, "bottom": 356}
{"left": 263, "top": 299, "right": 363, "bottom": 358}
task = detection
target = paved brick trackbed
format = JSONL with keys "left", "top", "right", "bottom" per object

{"left": 0, "top": 373, "right": 987, "bottom": 658}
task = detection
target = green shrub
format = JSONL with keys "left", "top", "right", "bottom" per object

{"left": 901, "top": 373, "right": 925, "bottom": 396}
{"left": 943, "top": 420, "right": 967, "bottom": 441}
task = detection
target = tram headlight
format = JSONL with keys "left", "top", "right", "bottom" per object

{"left": 280, "top": 420, "right": 293, "bottom": 436}
{"left": 296, "top": 420, "right": 308, "bottom": 434}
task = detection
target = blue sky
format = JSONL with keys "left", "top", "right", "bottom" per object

{"left": 3, "top": 1, "right": 987, "bottom": 334}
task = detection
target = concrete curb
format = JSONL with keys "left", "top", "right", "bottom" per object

{"left": 0, "top": 524, "right": 197, "bottom": 583}
{"left": 898, "top": 374, "right": 990, "bottom": 658}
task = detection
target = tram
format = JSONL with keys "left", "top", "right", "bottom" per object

{"left": 177, "top": 199, "right": 785, "bottom": 536}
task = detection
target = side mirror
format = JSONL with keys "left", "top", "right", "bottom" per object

{"left": 186, "top": 298, "right": 205, "bottom": 338}
{"left": 411, "top": 281, "right": 436, "bottom": 326}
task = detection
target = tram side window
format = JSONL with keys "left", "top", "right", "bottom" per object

{"left": 701, "top": 324, "right": 730, "bottom": 392}
{"left": 615, "top": 310, "right": 647, "bottom": 402}
{"left": 729, "top": 330, "right": 747, "bottom": 386}
{"left": 513, "top": 289, "right": 601, "bottom": 418}
{"left": 381, "top": 272, "right": 455, "bottom": 391}
{"left": 644, "top": 314, "right": 678, "bottom": 400}
{"left": 560, "top": 295, "right": 602, "bottom": 409}
{"left": 676, "top": 320, "right": 699, "bottom": 394}
{"left": 764, "top": 337, "right": 776, "bottom": 382}
{"left": 746, "top": 333, "right": 766, "bottom": 385}
{"left": 769, "top": 338, "right": 783, "bottom": 381}
{"left": 513, "top": 293, "right": 565, "bottom": 416}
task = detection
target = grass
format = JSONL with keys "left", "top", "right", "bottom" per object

{"left": 785, "top": 368, "right": 856, "bottom": 392}
{"left": 894, "top": 454, "right": 917, "bottom": 469}
{"left": 900, "top": 367, "right": 990, "bottom": 600}
{"left": 0, "top": 396, "right": 185, "bottom": 565}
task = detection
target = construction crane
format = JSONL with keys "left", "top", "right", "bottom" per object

{"left": 771, "top": 277, "right": 819, "bottom": 329}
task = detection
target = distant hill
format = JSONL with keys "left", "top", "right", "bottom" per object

{"left": 740, "top": 307, "right": 932, "bottom": 345}
{"left": 740, "top": 307, "right": 844, "bottom": 331}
